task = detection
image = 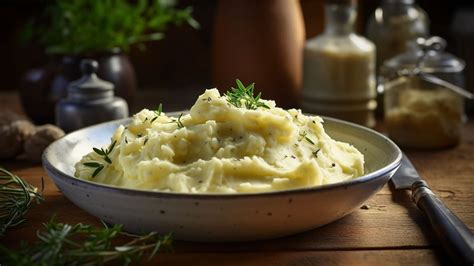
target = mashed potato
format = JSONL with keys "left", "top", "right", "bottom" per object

{"left": 75, "top": 88, "right": 364, "bottom": 193}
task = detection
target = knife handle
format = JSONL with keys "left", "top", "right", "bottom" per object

{"left": 412, "top": 180, "right": 474, "bottom": 265}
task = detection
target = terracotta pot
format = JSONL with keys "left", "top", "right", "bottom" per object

{"left": 212, "top": 0, "right": 305, "bottom": 108}
{"left": 20, "top": 52, "right": 136, "bottom": 124}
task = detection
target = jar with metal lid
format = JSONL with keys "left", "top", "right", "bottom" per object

{"left": 56, "top": 59, "right": 129, "bottom": 133}
{"left": 380, "top": 36, "right": 473, "bottom": 149}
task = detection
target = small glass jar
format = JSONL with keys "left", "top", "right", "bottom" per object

{"left": 380, "top": 37, "right": 471, "bottom": 149}
{"left": 366, "top": 0, "right": 429, "bottom": 69}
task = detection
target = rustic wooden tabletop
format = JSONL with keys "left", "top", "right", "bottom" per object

{"left": 0, "top": 91, "right": 473, "bottom": 265}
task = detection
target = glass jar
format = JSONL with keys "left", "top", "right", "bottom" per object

{"left": 366, "top": 0, "right": 429, "bottom": 68}
{"left": 381, "top": 37, "right": 472, "bottom": 149}
{"left": 301, "top": 0, "right": 376, "bottom": 127}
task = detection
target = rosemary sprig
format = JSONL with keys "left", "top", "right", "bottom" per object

{"left": 150, "top": 103, "right": 163, "bottom": 123}
{"left": 299, "top": 131, "right": 315, "bottom": 145}
{"left": 225, "top": 79, "right": 270, "bottom": 110}
{"left": 84, "top": 140, "right": 117, "bottom": 178}
{"left": 83, "top": 162, "right": 104, "bottom": 178}
{"left": 92, "top": 140, "right": 116, "bottom": 164}
{"left": 0, "top": 217, "right": 173, "bottom": 265}
{"left": 0, "top": 167, "right": 43, "bottom": 235}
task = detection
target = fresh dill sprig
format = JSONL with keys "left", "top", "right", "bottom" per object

{"left": 299, "top": 131, "right": 315, "bottom": 145}
{"left": 151, "top": 103, "right": 163, "bottom": 123}
{"left": 225, "top": 79, "right": 270, "bottom": 110}
{"left": 84, "top": 140, "right": 117, "bottom": 177}
{"left": 0, "top": 217, "right": 173, "bottom": 265}
{"left": 0, "top": 167, "right": 43, "bottom": 235}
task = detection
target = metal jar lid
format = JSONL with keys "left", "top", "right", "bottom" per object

{"left": 382, "top": 37, "right": 465, "bottom": 74}
{"left": 67, "top": 59, "right": 114, "bottom": 100}
{"left": 380, "top": 36, "right": 473, "bottom": 99}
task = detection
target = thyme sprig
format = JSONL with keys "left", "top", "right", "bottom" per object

{"left": 225, "top": 79, "right": 270, "bottom": 110}
{"left": 0, "top": 167, "right": 43, "bottom": 235}
{"left": 0, "top": 217, "right": 173, "bottom": 265}
{"left": 84, "top": 140, "right": 117, "bottom": 177}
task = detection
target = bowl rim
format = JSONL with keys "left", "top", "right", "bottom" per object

{"left": 42, "top": 114, "right": 402, "bottom": 200}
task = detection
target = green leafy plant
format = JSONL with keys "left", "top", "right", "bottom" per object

{"left": 0, "top": 217, "right": 173, "bottom": 265}
{"left": 0, "top": 167, "right": 43, "bottom": 235}
{"left": 23, "top": 0, "right": 199, "bottom": 55}
{"left": 226, "top": 79, "right": 270, "bottom": 110}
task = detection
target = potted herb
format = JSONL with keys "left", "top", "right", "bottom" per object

{"left": 20, "top": 0, "right": 198, "bottom": 124}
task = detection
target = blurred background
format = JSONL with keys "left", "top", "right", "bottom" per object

{"left": 2, "top": 0, "right": 473, "bottom": 94}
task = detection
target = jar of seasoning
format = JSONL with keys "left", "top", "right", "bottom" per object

{"left": 380, "top": 37, "right": 473, "bottom": 149}
{"left": 301, "top": 0, "right": 377, "bottom": 127}
{"left": 56, "top": 59, "right": 129, "bottom": 133}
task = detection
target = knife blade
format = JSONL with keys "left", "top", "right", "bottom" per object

{"left": 390, "top": 154, "right": 474, "bottom": 264}
{"left": 390, "top": 154, "right": 420, "bottom": 189}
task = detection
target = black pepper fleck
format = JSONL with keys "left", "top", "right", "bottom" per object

{"left": 332, "top": 163, "right": 336, "bottom": 167}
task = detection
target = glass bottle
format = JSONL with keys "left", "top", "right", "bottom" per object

{"left": 381, "top": 37, "right": 472, "bottom": 149}
{"left": 366, "top": 0, "right": 429, "bottom": 68}
{"left": 301, "top": 0, "right": 376, "bottom": 127}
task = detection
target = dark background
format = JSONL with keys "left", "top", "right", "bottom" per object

{"left": 1, "top": 0, "right": 473, "bottom": 91}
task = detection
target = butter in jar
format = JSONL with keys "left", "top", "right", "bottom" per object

{"left": 385, "top": 76, "right": 464, "bottom": 148}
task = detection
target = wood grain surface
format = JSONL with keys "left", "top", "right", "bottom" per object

{"left": 0, "top": 91, "right": 472, "bottom": 265}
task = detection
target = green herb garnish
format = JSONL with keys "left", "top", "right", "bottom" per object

{"left": 0, "top": 167, "right": 43, "bottom": 235}
{"left": 151, "top": 103, "right": 163, "bottom": 123}
{"left": 84, "top": 162, "right": 104, "bottom": 178}
{"left": 172, "top": 113, "right": 185, "bottom": 129}
{"left": 84, "top": 140, "right": 117, "bottom": 177}
{"left": 225, "top": 79, "right": 270, "bottom": 110}
{"left": 299, "top": 131, "right": 315, "bottom": 145}
{"left": 312, "top": 149, "right": 321, "bottom": 158}
{"left": 0, "top": 217, "right": 173, "bottom": 265}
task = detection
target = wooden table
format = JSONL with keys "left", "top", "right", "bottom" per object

{"left": 1, "top": 91, "right": 473, "bottom": 265}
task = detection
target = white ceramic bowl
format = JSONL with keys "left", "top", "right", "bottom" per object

{"left": 43, "top": 115, "right": 401, "bottom": 242}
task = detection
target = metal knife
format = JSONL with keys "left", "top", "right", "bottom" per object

{"left": 390, "top": 154, "right": 474, "bottom": 265}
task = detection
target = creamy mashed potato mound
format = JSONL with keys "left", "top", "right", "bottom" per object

{"left": 75, "top": 89, "right": 364, "bottom": 193}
